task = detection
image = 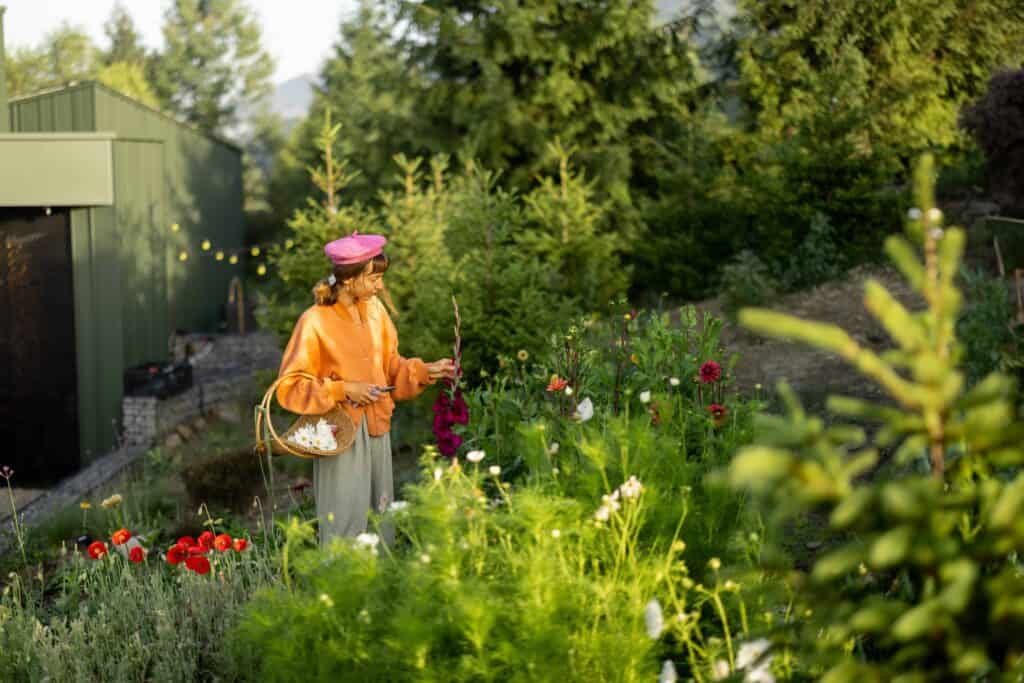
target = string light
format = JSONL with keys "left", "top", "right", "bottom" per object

{"left": 215, "top": 250, "right": 224, "bottom": 261}
{"left": 285, "top": 239, "right": 294, "bottom": 249}
{"left": 257, "top": 264, "right": 267, "bottom": 276}
{"left": 178, "top": 251, "right": 189, "bottom": 262}
{"left": 201, "top": 239, "right": 211, "bottom": 251}
{"left": 229, "top": 255, "right": 239, "bottom": 265}
{"left": 171, "top": 223, "right": 180, "bottom": 233}
{"left": 250, "top": 246, "right": 260, "bottom": 257}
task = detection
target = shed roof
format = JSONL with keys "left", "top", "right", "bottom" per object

{"left": 9, "top": 80, "right": 243, "bottom": 154}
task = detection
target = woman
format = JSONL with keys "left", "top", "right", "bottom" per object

{"left": 276, "top": 231, "right": 456, "bottom": 545}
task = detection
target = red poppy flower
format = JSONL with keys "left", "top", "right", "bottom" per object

{"left": 197, "top": 531, "right": 215, "bottom": 550}
{"left": 233, "top": 538, "right": 249, "bottom": 553}
{"left": 213, "top": 534, "right": 233, "bottom": 552}
{"left": 708, "top": 403, "right": 729, "bottom": 427}
{"left": 128, "top": 546, "right": 145, "bottom": 563}
{"left": 87, "top": 540, "right": 108, "bottom": 560}
{"left": 187, "top": 545, "right": 208, "bottom": 556}
{"left": 167, "top": 544, "right": 187, "bottom": 565}
{"left": 185, "top": 555, "right": 211, "bottom": 575}
{"left": 699, "top": 360, "right": 722, "bottom": 384}
{"left": 111, "top": 528, "right": 132, "bottom": 546}
{"left": 176, "top": 536, "right": 196, "bottom": 548}
{"left": 546, "top": 375, "right": 568, "bottom": 392}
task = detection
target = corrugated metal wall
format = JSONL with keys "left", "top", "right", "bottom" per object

{"left": 8, "top": 82, "right": 245, "bottom": 463}
{"left": 92, "top": 86, "right": 244, "bottom": 335}
{"left": 70, "top": 206, "right": 124, "bottom": 461}
{"left": 113, "top": 139, "right": 167, "bottom": 367}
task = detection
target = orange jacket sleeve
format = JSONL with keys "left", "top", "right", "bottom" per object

{"left": 382, "top": 307, "right": 434, "bottom": 401}
{"left": 275, "top": 310, "right": 348, "bottom": 414}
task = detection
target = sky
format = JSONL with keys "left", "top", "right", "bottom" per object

{"left": 2, "top": 0, "right": 359, "bottom": 84}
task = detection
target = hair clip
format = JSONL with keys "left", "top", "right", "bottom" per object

{"left": 328, "top": 274, "right": 337, "bottom": 286}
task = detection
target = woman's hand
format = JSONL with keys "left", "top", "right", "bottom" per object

{"left": 343, "top": 381, "right": 381, "bottom": 406}
{"left": 426, "top": 359, "right": 457, "bottom": 381}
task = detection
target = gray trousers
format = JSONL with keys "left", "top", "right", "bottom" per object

{"left": 313, "top": 416, "right": 394, "bottom": 546}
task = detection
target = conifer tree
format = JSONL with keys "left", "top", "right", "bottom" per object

{"left": 729, "top": 156, "right": 1024, "bottom": 679}
{"left": 150, "top": 0, "right": 274, "bottom": 134}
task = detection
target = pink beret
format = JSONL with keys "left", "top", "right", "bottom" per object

{"left": 324, "top": 231, "right": 387, "bottom": 265}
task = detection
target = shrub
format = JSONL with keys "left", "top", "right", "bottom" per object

{"left": 720, "top": 250, "right": 779, "bottom": 321}
{"left": 961, "top": 67, "right": 1024, "bottom": 207}
{"left": 181, "top": 446, "right": 265, "bottom": 513}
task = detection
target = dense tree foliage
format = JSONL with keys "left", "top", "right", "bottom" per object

{"left": 150, "top": 0, "right": 274, "bottom": 134}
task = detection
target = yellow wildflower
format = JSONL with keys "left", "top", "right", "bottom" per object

{"left": 516, "top": 349, "right": 529, "bottom": 362}
{"left": 79, "top": 501, "right": 91, "bottom": 510}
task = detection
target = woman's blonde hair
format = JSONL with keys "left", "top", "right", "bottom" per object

{"left": 313, "top": 252, "right": 398, "bottom": 316}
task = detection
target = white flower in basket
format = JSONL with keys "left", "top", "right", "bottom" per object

{"left": 288, "top": 419, "right": 338, "bottom": 451}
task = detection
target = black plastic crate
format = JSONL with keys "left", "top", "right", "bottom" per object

{"left": 124, "top": 360, "right": 193, "bottom": 399}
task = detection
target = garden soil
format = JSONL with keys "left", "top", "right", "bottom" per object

{"left": 688, "top": 262, "right": 927, "bottom": 414}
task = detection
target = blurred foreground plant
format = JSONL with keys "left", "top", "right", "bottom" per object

{"left": 730, "top": 155, "right": 1024, "bottom": 680}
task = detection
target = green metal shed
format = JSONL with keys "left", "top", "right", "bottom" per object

{"left": 0, "top": 9, "right": 245, "bottom": 482}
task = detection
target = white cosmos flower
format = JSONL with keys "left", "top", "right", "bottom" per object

{"left": 907, "top": 207, "right": 922, "bottom": 220}
{"left": 354, "top": 533, "right": 380, "bottom": 549}
{"left": 564, "top": 385, "right": 574, "bottom": 396}
{"left": 619, "top": 475, "right": 643, "bottom": 499}
{"left": 712, "top": 660, "right": 731, "bottom": 680}
{"left": 433, "top": 467, "right": 443, "bottom": 481}
{"left": 594, "top": 505, "right": 611, "bottom": 522}
{"left": 645, "top": 598, "right": 664, "bottom": 639}
{"left": 387, "top": 501, "right": 409, "bottom": 513}
{"left": 659, "top": 660, "right": 678, "bottom": 683}
{"left": 639, "top": 390, "right": 651, "bottom": 404}
{"left": 669, "top": 377, "right": 680, "bottom": 387}
{"left": 548, "top": 442, "right": 560, "bottom": 455}
{"left": 736, "top": 639, "right": 774, "bottom": 682}
{"left": 466, "top": 450, "right": 485, "bottom": 463}
{"left": 551, "top": 529, "right": 561, "bottom": 539}
{"left": 489, "top": 465, "right": 501, "bottom": 476}
{"left": 573, "top": 397, "right": 594, "bottom": 422}
{"left": 926, "top": 207, "right": 943, "bottom": 223}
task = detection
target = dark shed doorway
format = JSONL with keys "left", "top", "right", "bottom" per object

{"left": 0, "top": 207, "right": 79, "bottom": 484}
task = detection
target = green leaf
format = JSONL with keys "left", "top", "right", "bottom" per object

{"left": 891, "top": 600, "right": 940, "bottom": 641}
{"left": 729, "top": 447, "right": 794, "bottom": 491}
{"left": 830, "top": 488, "right": 874, "bottom": 529}
{"left": 813, "top": 543, "right": 865, "bottom": 582}
{"left": 870, "top": 526, "right": 913, "bottom": 567}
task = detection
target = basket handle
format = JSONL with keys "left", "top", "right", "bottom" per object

{"left": 254, "top": 371, "right": 335, "bottom": 458}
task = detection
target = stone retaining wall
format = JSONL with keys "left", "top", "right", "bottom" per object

{"left": 122, "top": 332, "right": 281, "bottom": 447}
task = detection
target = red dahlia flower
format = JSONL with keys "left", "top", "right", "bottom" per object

{"left": 128, "top": 546, "right": 145, "bottom": 563}
{"left": 214, "top": 534, "right": 232, "bottom": 552}
{"left": 167, "top": 544, "right": 187, "bottom": 565}
{"left": 699, "top": 360, "right": 722, "bottom": 384}
{"left": 87, "top": 540, "right": 108, "bottom": 560}
{"left": 111, "top": 528, "right": 132, "bottom": 545}
{"left": 708, "top": 403, "right": 728, "bottom": 427}
{"left": 185, "top": 555, "right": 211, "bottom": 575}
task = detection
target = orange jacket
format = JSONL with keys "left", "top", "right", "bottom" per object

{"left": 275, "top": 297, "right": 434, "bottom": 436}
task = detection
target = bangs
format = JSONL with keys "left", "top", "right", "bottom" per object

{"left": 371, "top": 252, "right": 390, "bottom": 274}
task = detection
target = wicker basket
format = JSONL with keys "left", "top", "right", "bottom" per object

{"left": 254, "top": 371, "right": 356, "bottom": 459}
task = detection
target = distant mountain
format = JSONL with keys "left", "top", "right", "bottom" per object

{"left": 271, "top": 74, "right": 316, "bottom": 127}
